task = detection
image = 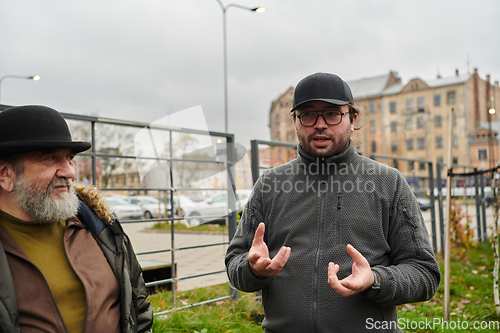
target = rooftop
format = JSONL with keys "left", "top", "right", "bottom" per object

{"left": 347, "top": 73, "right": 394, "bottom": 100}
{"left": 426, "top": 73, "right": 472, "bottom": 88}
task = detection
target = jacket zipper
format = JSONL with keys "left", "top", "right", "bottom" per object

{"left": 312, "top": 177, "right": 327, "bottom": 333}
{"left": 336, "top": 193, "right": 343, "bottom": 243}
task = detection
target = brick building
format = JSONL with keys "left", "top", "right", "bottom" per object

{"left": 268, "top": 68, "right": 500, "bottom": 187}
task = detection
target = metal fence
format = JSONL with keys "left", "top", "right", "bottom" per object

{"left": 249, "top": 139, "right": 493, "bottom": 254}
{"left": 3, "top": 101, "right": 495, "bottom": 312}
{"left": 59, "top": 111, "right": 239, "bottom": 314}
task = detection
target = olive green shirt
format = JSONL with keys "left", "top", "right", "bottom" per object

{"left": 0, "top": 210, "right": 86, "bottom": 333}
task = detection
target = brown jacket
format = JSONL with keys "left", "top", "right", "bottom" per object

{"left": 0, "top": 217, "right": 121, "bottom": 332}
{"left": 0, "top": 185, "right": 153, "bottom": 333}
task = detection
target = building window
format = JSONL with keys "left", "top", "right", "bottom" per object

{"left": 434, "top": 94, "right": 441, "bottom": 106}
{"left": 418, "top": 138, "right": 425, "bottom": 150}
{"left": 369, "top": 100, "right": 376, "bottom": 113}
{"left": 417, "top": 117, "right": 424, "bottom": 129}
{"left": 370, "top": 120, "right": 376, "bottom": 132}
{"left": 434, "top": 115, "right": 442, "bottom": 127}
{"left": 437, "top": 157, "right": 444, "bottom": 165}
{"left": 419, "top": 162, "right": 426, "bottom": 170}
{"left": 436, "top": 136, "right": 443, "bottom": 148}
{"left": 417, "top": 97, "right": 425, "bottom": 112}
{"left": 453, "top": 135, "right": 457, "bottom": 147}
{"left": 391, "top": 140, "right": 398, "bottom": 152}
{"left": 478, "top": 149, "right": 488, "bottom": 160}
{"left": 406, "top": 117, "right": 413, "bottom": 130}
{"left": 393, "top": 160, "right": 398, "bottom": 169}
{"left": 407, "top": 139, "right": 414, "bottom": 150}
{"left": 408, "top": 161, "right": 414, "bottom": 171}
{"left": 453, "top": 157, "right": 458, "bottom": 165}
{"left": 390, "top": 121, "right": 397, "bottom": 132}
{"left": 371, "top": 141, "right": 376, "bottom": 153}
{"left": 447, "top": 91, "right": 456, "bottom": 105}
{"left": 390, "top": 101, "right": 397, "bottom": 113}
{"left": 406, "top": 99, "right": 414, "bottom": 113}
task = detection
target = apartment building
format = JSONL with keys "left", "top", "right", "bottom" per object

{"left": 269, "top": 68, "right": 500, "bottom": 187}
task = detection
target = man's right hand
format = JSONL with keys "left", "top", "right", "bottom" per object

{"left": 248, "top": 222, "right": 291, "bottom": 278}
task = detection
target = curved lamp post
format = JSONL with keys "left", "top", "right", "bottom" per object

{"left": 0, "top": 75, "right": 40, "bottom": 103}
{"left": 214, "top": 0, "right": 265, "bottom": 133}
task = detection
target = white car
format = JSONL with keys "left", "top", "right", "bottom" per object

{"left": 235, "top": 189, "right": 252, "bottom": 212}
{"left": 105, "top": 196, "right": 143, "bottom": 220}
{"left": 181, "top": 189, "right": 253, "bottom": 226}
{"left": 122, "top": 195, "right": 167, "bottom": 219}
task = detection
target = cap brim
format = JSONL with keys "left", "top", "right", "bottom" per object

{"left": 0, "top": 140, "right": 91, "bottom": 158}
{"left": 290, "top": 98, "right": 350, "bottom": 112}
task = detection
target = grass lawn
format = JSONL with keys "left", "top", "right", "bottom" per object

{"left": 398, "top": 241, "right": 500, "bottom": 332}
{"left": 149, "top": 286, "right": 264, "bottom": 333}
{"left": 148, "top": 242, "right": 500, "bottom": 332}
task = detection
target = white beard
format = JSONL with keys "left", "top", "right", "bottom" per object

{"left": 13, "top": 175, "right": 79, "bottom": 224}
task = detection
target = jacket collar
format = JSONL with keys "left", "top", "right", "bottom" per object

{"left": 297, "top": 139, "right": 358, "bottom": 170}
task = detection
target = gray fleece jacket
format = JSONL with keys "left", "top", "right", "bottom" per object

{"left": 225, "top": 143, "right": 440, "bottom": 333}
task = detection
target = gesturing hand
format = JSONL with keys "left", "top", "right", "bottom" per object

{"left": 328, "top": 244, "right": 374, "bottom": 297}
{"left": 248, "top": 222, "right": 291, "bottom": 278}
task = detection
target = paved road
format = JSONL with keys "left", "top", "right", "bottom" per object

{"left": 122, "top": 221, "right": 230, "bottom": 291}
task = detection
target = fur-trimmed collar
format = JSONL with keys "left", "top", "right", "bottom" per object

{"left": 74, "top": 184, "right": 114, "bottom": 224}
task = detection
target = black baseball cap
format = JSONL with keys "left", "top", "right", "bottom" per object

{"left": 291, "top": 72, "right": 354, "bottom": 112}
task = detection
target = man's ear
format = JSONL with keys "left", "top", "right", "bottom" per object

{"left": 0, "top": 162, "right": 16, "bottom": 192}
{"left": 350, "top": 112, "right": 358, "bottom": 132}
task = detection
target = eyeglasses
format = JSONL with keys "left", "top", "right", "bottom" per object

{"left": 296, "top": 110, "right": 349, "bottom": 127}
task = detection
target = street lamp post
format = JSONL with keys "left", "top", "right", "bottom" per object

{"left": 0, "top": 75, "right": 40, "bottom": 103}
{"left": 214, "top": 0, "right": 265, "bottom": 133}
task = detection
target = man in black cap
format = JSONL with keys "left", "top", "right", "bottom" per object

{"left": 226, "top": 73, "right": 440, "bottom": 332}
{"left": 0, "top": 105, "right": 153, "bottom": 333}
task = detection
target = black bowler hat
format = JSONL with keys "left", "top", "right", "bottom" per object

{"left": 0, "top": 105, "right": 91, "bottom": 158}
{"left": 291, "top": 72, "right": 354, "bottom": 112}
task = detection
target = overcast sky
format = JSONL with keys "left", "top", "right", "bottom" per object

{"left": 1, "top": 0, "right": 499, "bottom": 149}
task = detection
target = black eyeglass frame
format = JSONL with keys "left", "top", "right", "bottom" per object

{"left": 295, "top": 110, "right": 350, "bottom": 127}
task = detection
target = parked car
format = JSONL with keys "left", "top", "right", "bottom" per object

{"left": 235, "top": 189, "right": 252, "bottom": 212}
{"left": 485, "top": 187, "right": 498, "bottom": 207}
{"left": 187, "top": 193, "right": 207, "bottom": 202}
{"left": 416, "top": 197, "right": 432, "bottom": 211}
{"left": 180, "top": 189, "right": 253, "bottom": 226}
{"left": 105, "top": 196, "right": 143, "bottom": 220}
{"left": 122, "top": 195, "right": 167, "bottom": 219}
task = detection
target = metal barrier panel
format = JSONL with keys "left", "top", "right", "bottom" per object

{"left": 61, "top": 112, "right": 238, "bottom": 314}
{"left": 247, "top": 143, "right": 495, "bottom": 254}
{"left": 371, "top": 154, "right": 438, "bottom": 253}
{"left": 250, "top": 140, "right": 298, "bottom": 185}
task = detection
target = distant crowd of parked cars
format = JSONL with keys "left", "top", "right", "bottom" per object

{"left": 412, "top": 186, "right": 497, "bottom": 212}
{"left": 104, "top": 189, "right": 252, "bottom": 225}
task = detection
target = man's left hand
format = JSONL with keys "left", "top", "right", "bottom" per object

{"left": 328, "top": 244, "right": 374, "bottom": 297}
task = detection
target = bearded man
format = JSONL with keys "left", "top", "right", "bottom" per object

{"left": 0, "top": 105, "right": 153, "bottom": 333}
{"left": 225, "top": 73, "right": 440, "bottom": 332}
